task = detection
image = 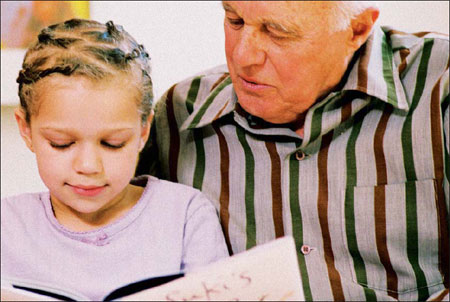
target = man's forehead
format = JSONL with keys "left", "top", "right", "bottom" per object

{"left": 222, "top": 1, "right": 335, "bottom": 12}
{"left": 222, "top": 1, "right": 330, "bottom": 33}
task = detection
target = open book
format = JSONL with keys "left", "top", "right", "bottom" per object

{"left": 1, "top": 236, "right": 304, "bottom": 301}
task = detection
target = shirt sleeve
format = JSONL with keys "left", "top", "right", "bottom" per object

{"left": 427, "top": 288, "right": 449, "bottom": 301}
{"left": 180, "top": 192, "right": 229, "bottom": 272}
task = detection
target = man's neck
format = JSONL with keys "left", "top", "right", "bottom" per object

{"left": 289, "top": 112, "right": 307, "bottom": 138}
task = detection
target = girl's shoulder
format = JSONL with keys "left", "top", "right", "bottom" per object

{"left": 1, "top": 191, "right": 49, "bottom": 221}
{"left": 135, "top": 175, "right": 216, "bottom": 215}
{"left": 2, "top": 191, "right": 48, "bottom": 205}
{"left": 135, "top": 175, "right": 203, "bottom": 200}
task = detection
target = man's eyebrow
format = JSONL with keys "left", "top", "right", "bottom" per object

{"left": 222, "top": 2, "right": 235, "bottom": 13}
{"left": 259, "top": 18, "right": 301, "bottom": 37}
{"left": 263, "top": 21, "right": 293, "bottom": 34}
{"left": 222, "top": 2, "right": 301, "bottom": 37}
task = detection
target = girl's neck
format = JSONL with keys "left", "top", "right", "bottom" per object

{"left": 50, "top": 184, "right": 144, "bottom": 232}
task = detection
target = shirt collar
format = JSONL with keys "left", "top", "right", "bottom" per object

{"left": 181, "top": 25, "right": 409, "bottom": 131}
{"left": 339, "top": 25, "right": 409, "bottom": 110}
{"left": 181, "top": 76, "right": 235, "bottom": 131}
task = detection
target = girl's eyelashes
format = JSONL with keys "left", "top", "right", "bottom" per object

{"left": 101, "top": 141, "right": 126, "bottom": 149}
{"left": 48, "top": 141, "right": 126, "bottom": 150}
{"left": 49, "top": 141, "right": 74, "bottom": 149}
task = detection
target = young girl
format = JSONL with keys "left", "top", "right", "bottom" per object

{"left": 1, "top": 19, "right": 228, "bottom": 300}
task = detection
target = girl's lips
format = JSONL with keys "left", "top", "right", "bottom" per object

{"left": 69, "top": 184, "right": 106, "bottom": 197}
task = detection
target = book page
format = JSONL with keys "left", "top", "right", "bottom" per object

{"left": 1, "top": 287, "right": 53, "bottom": 301}
{"left": 121, "top": 236, "right": 304, "bottom": 301}
{"left": 1, "top": 277, "right": 87, "bottom": 301}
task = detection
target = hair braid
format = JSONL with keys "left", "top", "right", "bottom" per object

{"left": 17, "top": 19, "right": 153, "bottom": 124}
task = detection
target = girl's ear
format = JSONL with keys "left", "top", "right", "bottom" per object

{"left": 139, "top": 110, "right": 153, "bottom": 152}
{"left": 14, "top": 108, "right": 34, "bottom": 153}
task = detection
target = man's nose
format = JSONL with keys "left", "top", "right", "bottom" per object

{"left": 73, "top": 144, "right": 103, "bottom": 175}
{"left": 233, "top": 28, "right": 266, "bottom": 67}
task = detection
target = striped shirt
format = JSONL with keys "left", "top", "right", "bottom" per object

{"left": 137, "top": 26, "right": 449, "bottom": 301}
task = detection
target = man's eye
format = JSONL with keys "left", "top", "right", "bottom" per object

{"left": 227, "top": 17, "right": 244, "bottom": 28}
{"left": 264, "top": 26, "right": 289, "bottom": 41}
{"left": 269, "top": 33, "right": 288, "bottom": 41}
{"left": 101, "top": 141, "right": 125, "bottom": 149}
{"left": 50, "top": 142, "right": 74, "bottom": 149}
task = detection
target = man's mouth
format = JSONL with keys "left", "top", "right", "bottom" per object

{"left": 239, "top": 75, "right": 271, "bottom": 91}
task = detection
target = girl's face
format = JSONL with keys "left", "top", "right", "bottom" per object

{"left": 15, "top": 75, "right": 150, "bottom": 226}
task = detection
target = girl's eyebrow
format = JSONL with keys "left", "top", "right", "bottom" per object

{"left": 39, "top": 127, "right": 135, "bottom": 135}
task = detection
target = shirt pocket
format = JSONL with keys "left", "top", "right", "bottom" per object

{"left": 342, "top": 179, "right": 444, "bottom": 294}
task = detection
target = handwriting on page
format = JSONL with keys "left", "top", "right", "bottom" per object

{"left": 122, "top": 237, "right": 304, "bottom": 301}
{"left": 162, "top": 270, "right": 295, "bottom": 301}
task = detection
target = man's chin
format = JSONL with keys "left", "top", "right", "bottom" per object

{"left": 238, "top": 99, "right": 266, "bottom": 117}
{"left": 236, "top": 99, "right": 266, "bottom": 117}
{"left": 242, "top": 107, "right": 290, "bottom": 125}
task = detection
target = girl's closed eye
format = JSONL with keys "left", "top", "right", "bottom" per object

{"left": 101, "top": 141, "right": 126, "bottom": 149}
{"left": 50, "top": 141, "right": 74, "bottom": 149}
{"left": 49, "top": 140, "right": 126, "bottom": 150}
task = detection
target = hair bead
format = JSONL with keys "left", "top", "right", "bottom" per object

{"left": 105, "top": 20, "right": 121, "bottom": 40}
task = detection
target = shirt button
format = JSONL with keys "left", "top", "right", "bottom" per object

{"left": 247, "top": 114, "right": 259, "bottom": 127}
{"left": 95, "top": 234, "right": 109, "bottom": 246}
{"left": 295, "top": 150, "right": 306, "bottom": 161}
{"left": 301, "top": 245, "right": 312, "bottom": 255}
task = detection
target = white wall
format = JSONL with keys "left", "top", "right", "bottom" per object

{"left": 89, "top": 1, "right": 227, "bottom": 101}
{"left": 376, "top": 1, "right": 449, "bottom": 35}
{"left": 1, "top": 1, "right": 449, "bottom": 198}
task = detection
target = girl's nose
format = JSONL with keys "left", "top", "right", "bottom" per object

{"left": 73, "top": 144, "right": 103, "bottom": 175}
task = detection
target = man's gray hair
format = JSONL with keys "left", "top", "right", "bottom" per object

{"left": 330, "top": 1, "right": 378, "bottom": 31}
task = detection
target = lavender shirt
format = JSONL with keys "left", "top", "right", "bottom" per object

{"left": 1, "top": 175, "right": 229, "bottom": 300}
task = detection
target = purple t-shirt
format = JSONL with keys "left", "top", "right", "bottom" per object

{"left": 1, "top": 175, "right": 229, "bottom": 300}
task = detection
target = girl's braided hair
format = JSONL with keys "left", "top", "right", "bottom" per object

{"left": 17, "top": 19, "right": 153, "bottom": 124}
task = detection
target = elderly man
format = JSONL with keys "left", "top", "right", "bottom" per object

{"left": 137, "top": 1, "right": 449, "bottom": 300}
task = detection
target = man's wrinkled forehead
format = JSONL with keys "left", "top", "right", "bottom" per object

{"left": 222, "top": 1, "right": 332, "bottom": 34}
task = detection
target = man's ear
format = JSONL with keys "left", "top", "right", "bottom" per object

{"left": 14, "top": 108, "right": 34, "bottom": 153}
{"left": 139, "top": 110, "right": 153, "bottom": 152}
{"left": 349, "top": 6, "right": 380, "bottom": 50}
